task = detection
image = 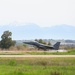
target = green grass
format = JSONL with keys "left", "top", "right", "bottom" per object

{"left": 0, "top": 57, "right": 75, "bottom": 75}
{"left": 25, "top": 50, "right": 75, "bottom": 55}
{"left": 0, "top": 50, "right": 75, "bottom": 55}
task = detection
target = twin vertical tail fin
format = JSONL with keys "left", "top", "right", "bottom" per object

{"left": 53, "top": 42, "right": 60, "bottom": 50}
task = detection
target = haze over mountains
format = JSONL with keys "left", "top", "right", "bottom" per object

{"left": 0, "top": 24, "right": 75, "bottom": 40}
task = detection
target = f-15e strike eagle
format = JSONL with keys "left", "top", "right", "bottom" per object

{"left": 23, "top": 41, "right": 60, "bottom": 50}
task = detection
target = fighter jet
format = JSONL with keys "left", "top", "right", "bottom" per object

{"left": 23, "top": 41, "right": 60, "bottom": 50}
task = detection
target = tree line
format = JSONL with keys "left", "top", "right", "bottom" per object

{"left": 35, "top": 39, "right": 51, "bottom": 45}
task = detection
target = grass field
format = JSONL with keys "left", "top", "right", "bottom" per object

{"left": 0, "top": 50, "right": 75, "bottom": 55}
{"left": 0, "top": 57, "right": 75, "bottom": 75}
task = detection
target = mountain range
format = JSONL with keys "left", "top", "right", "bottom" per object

{"left": 0, "top": 24, "right": 75, "bottom": 40}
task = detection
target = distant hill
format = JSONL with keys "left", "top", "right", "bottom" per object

{"left": 0, "top": 24, "right": 75, "bottom": 40}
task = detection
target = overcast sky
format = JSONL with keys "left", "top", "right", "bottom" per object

{"left": 0, "top": 0, "right": 75, "bottom": 27}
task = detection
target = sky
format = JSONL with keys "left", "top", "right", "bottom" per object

{"left": 0, "top": 0, "right": 75, "bottom": 27}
